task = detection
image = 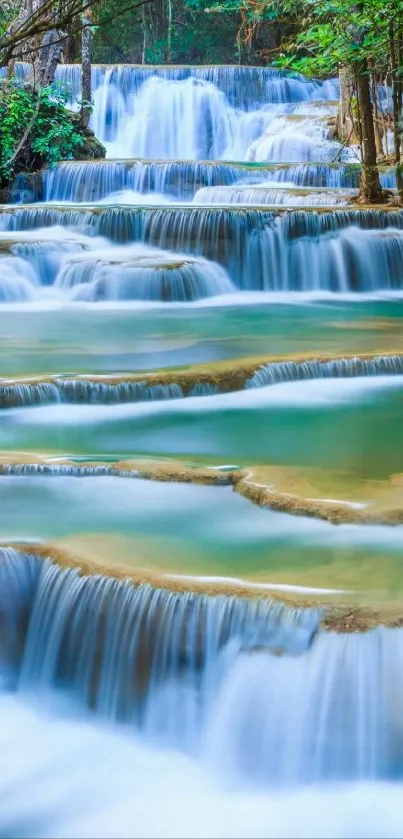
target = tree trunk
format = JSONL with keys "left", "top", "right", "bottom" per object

{"left": 141, "top": 3, "right": 148, "bottom": 64}
{"left": 390, "top": 22, "right": 403, "bottom": 198}
{"left": 166, "top": 0, "right": 172, "bottom": 63}
{"left": 355, "top": 62, "right": 384, "bottom": 203}
{"left": 6, "top": 0, "right": 31, "bottom": 76}
{"left": 336, "top": 65, "right": 357, "bottom": 143}
{"left": 80, "top": 11, "right": 92, "bottom": 129}
{"left": 31, "top": 28, "right": 65, "bottom": 88}
{"left": 26, "top": 0, "right": 65, "bottom": 89}
{"left": 390, "top": 23, "right": 401, "bottom": 162}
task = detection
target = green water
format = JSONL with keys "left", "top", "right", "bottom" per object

{"left": 2, "top": 381, "right": 403, "bottom": 480}
{"left": 1, "top": 474, "right": 403, "bottom": 591}
{"left": 2, "top": 298, "right": 403, "bottom": 594}
{"left": 1, "top": 300, "right": 402, "bottom": 376}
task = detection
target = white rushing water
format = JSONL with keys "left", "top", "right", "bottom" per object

{"left": 2, "top": 691, "right": 403, "bottom": 839}
{"left": 52, "top": 64, "right": 342, "bottom": 162}
{"left": 1, "top": 213, "right": 403, "bottom": 299}
{"left": 1, "top": 691, "right": 403, "bottom": 839}
{"left": 0, "top": 547, "right": 403, "bottom": 837}
{"left": 7, "top": 374, "right": 402, "bottom": 421}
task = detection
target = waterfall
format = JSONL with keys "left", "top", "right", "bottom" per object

{"left": 2, "top": 546, "right": 403, "bottom": 785}
{"left": 206, "top": 629, "right": 403, "bottom": 783}
{"left": 0, "top": 257, "right": 39, "bottom": 301}
{"left": 3, "top": 51, "right": 403, "bottom": 837}
{"left": 248, "top": 223, "right": 403, "bottom": 292}
{"left": 53, "top": 64, "right": 323, "bottom": 111}
{"left": 0, "top": 464, "right": 141, "bottom": 477}
{"left": 2, "top": 354, "right": 402, "bottom": 407}
{"left": 38, "top": 161, "right": 396, "bottom": 204}
{"left": 1, "top": 548, "right": 320, "bottom": 739}
{"left": 0, "top": 380, "right": 185, "bottom": 408}
{"left": 0, "top": 548, "right": 41, "bottom": 687}
{"left": 1, "top": 208, "right": 403, "bottom": 293}
{"left": 42, "top": 64, "right": 342, "bottom": 161}
{"left": 54, "top": 244, "right": 234, "bottom": 302}
{"left": 0, "top": 382, "right": 61, "bottom": 408}
{"left": 245, "top": 114, "right": 353, "bottom": 164}
{"left": 247, "top": 355, "right": 403, "bottom": 387}
{"left": 193, "top": 185, "right": 354, "bottom": 205}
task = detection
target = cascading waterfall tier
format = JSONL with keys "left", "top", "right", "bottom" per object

{"left": 54, "top": 244, "right": 234, "bottom": 302}
{"left": 245, "top": 114, "right": 345, "bottom": 163}
{"left": 247, "top": 355, "right": 403, "bottom": 388}
{"left": 0, "top": 379, "right": 222, "bottom": 408}
{"left": 52, "top": 64, "right": 338, "bottom": 160}
{"left": 3, "top": 62, "right": 342, "bottom": 161}
{"left": 193, "top": 185, "right": 354, "bottom": 206}
{"left": 0, "top": 548, "right": 320, "bottom": 738}
{"left": 53, "top": 64, "right": 328, "bottom": 110}
{"left": 0, "top": 463, "right": 142, "bottom": 477}
{"left": 0, "top": 228, "right": 99, "bottom": 297}
{"left": 2, "top": 547, "right": 403, "bottom": 783}
{"left": 1, "top": 355, "right": 402, "bottom": 407}
{"left": 206, "top": 628, "right": 403, "bottom": 783}
{"left": 31, "top": 161, "right": 396, "bottom": 205}
{"left": 0, "top": 229, "right": 234, "bottom": 302}
{"left": 2, "top": 206, "right": 402, "bottom": 293}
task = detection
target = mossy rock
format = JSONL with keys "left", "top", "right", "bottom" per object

{"left": 73, "top": 127, "right": 106, "bottom": 161}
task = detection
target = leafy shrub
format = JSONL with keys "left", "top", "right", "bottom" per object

{"left": 0, "top": 81, "right": 83, "bottom": 185}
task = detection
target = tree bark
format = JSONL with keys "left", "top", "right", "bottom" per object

{"left": 31, "top": 27, "right": 65, "bottom": 88}
{"left": 336, "top": 65, "right": 360, "bottom": 147}
{"left": 355, "top": 62, "right": 384, "bottom": 203}
{"left": 337, "top": 66, "right": 354, "bottom": 142}
{"left": 390, "top": 21, "right": 403, "bottom": 199}
{"left": 80, "top": 10, "right": 92, "bottom": 129}
{"left": 166, "top": 0, "right": 172, "bottom": 63}
{"left": 141, "top": 2, "right": 147, "bottom": 64}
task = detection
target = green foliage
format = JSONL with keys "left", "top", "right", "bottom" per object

{"left": 184, "top": 0, "right": 403, "bottom": 80}
{"left": 0, "top": 81, "right": 84, "bottom": 185}
{"left": 91, "top": 0, "right": 246, "bottom": 64}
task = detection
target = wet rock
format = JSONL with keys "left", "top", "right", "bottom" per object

{"left": 73, "top": 127, "right": 106, "bottom": 161}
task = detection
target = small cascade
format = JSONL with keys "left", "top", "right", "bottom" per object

{"left": 0, "top": 257, "right": 38, "bottom": 302}
{"left": 188, "top": 383, "right": 221, "bottom": 397}
{"left": 2, "top": 208, "right": 403, "bottom": 293}
{"left": 193, "top": 185, "right": 353, "bottom": 206}
{"left": 206, "top": 629, "right": 403, "bottom": 783}
{"left": 0, "top": 464, "right": 140, "bottom": 477}
{"left": 56, "top": 379, "right": 185, "bottom": 403}
{"left": 37, "top": 161, "right": 397, "bottom": 204}
{"left": 55, "top": 244, "right": 234, "bottom": 301}
{"left": 0, "top": 548, "right": 41, "bottom": 686}
{"left": 41, "top": 160, "right": 253, "bottom": 203}
{"left": 2, "top": 227, "right": 95, "bottom": 286}
{"left": 2, "top": 354, "right": 402, "bottom": 407}
{"left": 246, "top": 115, "right": 354, "bottom": 163}
{"left": 0, "top": 548, "right": 320, "bottom": 743}
{"left": 0, "top": 382, "right": 61, "bottom": 408}
{"left": 0, "top": 379, "right": 184, "bottom": 407}
{"left": 247, "top": 355, "right": 403, "bottom": 388}
{"left": 0, "top": 207, "right": 97, "bottom": 232}
{"left": 2, "top": 548, "right": 403, "bottom": 783}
